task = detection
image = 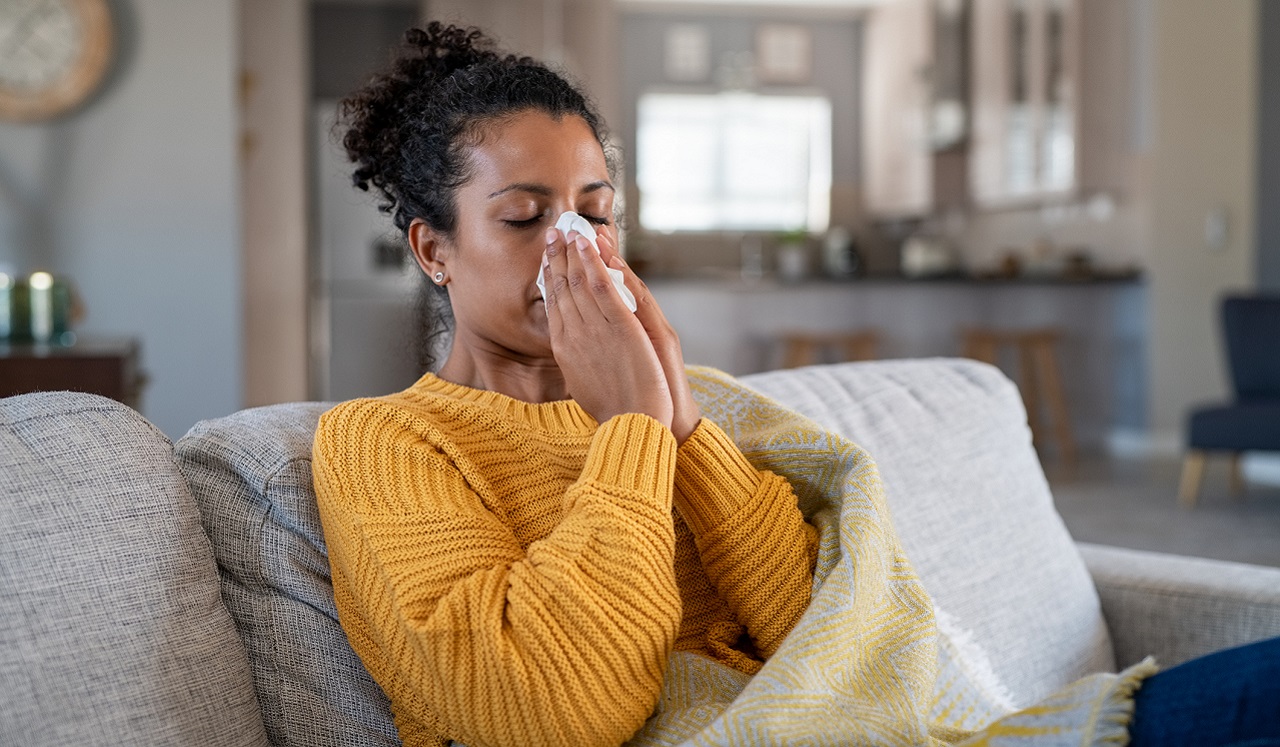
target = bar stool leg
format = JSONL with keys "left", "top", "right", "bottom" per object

{"left": 1017, "top": 341, "right": 1044, "bottom": 451}
{"left": 962, "top": 331, "right": 999, "bottom": 365}
{"left": 1032, "top": 336, "right": 1077, "bottom": 467}
{"left": 782, "top": 338, "right": 817, "bottom": 368}
{"left": 842, "top": 332, "right": 879, "bottom": 362}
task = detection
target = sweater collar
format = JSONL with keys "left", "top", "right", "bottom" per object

{"left": 407, "top": 373, "right": 599, "bottom": 434}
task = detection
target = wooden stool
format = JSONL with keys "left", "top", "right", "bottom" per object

{"left": 961, "top": 327, "right": 1077, "bottom": 465}
{"left": 779, "top": 330, "right": 880, "bottom": 368}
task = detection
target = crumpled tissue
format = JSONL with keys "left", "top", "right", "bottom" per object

{"left": 536, "top": 211, "right": 637, "bottom": 313}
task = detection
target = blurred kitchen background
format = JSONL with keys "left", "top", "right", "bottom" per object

{"left": 1, "top": 0, "right": 1278, "bottom": 563}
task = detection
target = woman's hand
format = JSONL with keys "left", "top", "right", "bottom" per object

{"left": 542, "top": 226, "right": 674, "bottom": 430}
{"left": 596, "top": 229, "right": 702, "bottom": 444}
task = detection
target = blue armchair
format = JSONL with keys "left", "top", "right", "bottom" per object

{"left": 1179, "top": 294, "right": 1280, "bottom": 507}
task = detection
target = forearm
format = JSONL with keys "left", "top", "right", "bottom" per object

{"left": 419, "top": 485, "right": 681, "bottom": 747}
{"left": 673, "top": 419, "right": 818, "bottom": 659}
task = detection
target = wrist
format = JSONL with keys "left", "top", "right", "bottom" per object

{"left": 672, "top": 414, "right": 701, "bottom": 445}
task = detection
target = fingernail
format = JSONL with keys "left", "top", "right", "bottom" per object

{"left": 575, "top": 235, "right": 590, "bottom": 251}
{"left": 545, "top": 227, "right": 558, "bottom": 245}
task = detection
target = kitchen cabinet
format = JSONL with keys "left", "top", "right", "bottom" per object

{"left": 968, "top": 0, "right": 1128, "bottom": 206}
{"left": 969, "top": 0, "right": 1079, "bottom": 204}
{"left": 862, "top": 0, "right": 970, "bottom": 219}
{"left": 862, "top": 0, "right": 1129, "bottom": 214}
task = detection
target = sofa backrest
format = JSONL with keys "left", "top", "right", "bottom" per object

{"left": 740, "top": 358, "right": 1115, "bottom": 706}
{"left": 175, "top": 402, "right": 400, "bottom": 747}
{"left": 0, "top": 392, "right": 269, "bottom": 747}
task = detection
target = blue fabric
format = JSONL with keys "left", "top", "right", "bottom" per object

{"left": 1129, "top": 636, "right": 1280, "bottom": 747}
{"left": 1189, "top": 403, "right": 1280, "bottom": 451}
{"left": 1223, "top": 296, "right": 1280, "bottom": 401}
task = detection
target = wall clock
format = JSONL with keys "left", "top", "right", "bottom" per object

{"left": 0, "top": 0, "right": 114, "bottom": 122}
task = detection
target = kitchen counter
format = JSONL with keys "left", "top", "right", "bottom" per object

{"left": 646, "top": 272, "right": 1146, "bottom": 451}
{"left": 641, "top": 268, "right": 1144, "bottom": 287}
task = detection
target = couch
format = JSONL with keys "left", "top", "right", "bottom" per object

{"left": 3, "top": 358, "right": 1278, "bottom": 746}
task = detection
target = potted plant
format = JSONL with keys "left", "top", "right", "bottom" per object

{"left": 774, "top": 228, "right": 811, "bottom": 282}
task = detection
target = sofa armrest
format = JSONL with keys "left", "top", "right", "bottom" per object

{"left": 1077, "top": 542, "right": 1280, "bottom": 669}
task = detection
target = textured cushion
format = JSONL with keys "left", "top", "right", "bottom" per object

{"left": 1188, "top": 401, "right": 1280, "bottom": 451}
{"left": 1079, "top": 542, "right": 1280, "bottom": 669}
{"left": 175, "top": 403, "right": 399, "bottom": 747}
{"left": 0, "top": 392, "right": 269, "bottom": 747}
{"left": 1221, "top": 294, "right": 1280, "bottom": 400}
{"left": 740, "top": 359, "right": 1116, "bottom": 706}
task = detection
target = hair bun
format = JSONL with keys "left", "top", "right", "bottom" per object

{"left": 402, "top": 21, "right": 500, "bottom": 82}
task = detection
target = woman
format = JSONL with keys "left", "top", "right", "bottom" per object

{"left": 313, "top": 21, "right": 1280, "bottom": 747}
{"left": 312, "top": 22, "right": 818, "bottom": 747}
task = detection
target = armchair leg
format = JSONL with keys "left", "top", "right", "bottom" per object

{"left": 1178, "top": 451, "right": 1207, "bottom": 509}
{"left": 1227, "top": 452, "right": 1246, "bottom": 499}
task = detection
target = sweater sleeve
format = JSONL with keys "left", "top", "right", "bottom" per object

{"left": 672, "top": 417, "right": 818, "bottom": 660}
{"left": 312, "top": 401, "right": 682, "bottom": 747}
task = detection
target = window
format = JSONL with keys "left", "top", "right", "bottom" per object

{"left": 636, "top": 92, "right": 832, "bottom": 233}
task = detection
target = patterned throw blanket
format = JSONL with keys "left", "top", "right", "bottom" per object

{"left": 627, "top": 367, "right": 1156, "bottom": 746}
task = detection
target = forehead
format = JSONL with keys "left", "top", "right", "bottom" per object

{"left": 463, "top": 111, "right": 608, "bottom": 186}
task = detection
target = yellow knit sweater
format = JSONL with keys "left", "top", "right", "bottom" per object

{"left": 312, "top": 373, "right": 818, "bottom": 747}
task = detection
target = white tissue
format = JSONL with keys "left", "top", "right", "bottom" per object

{"left": 536, "top": 211, "right": 637, "bottom": 313}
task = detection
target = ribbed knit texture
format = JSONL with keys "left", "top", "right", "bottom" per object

{"left": 312, "top": 374, "right": 818, "bottom": 747}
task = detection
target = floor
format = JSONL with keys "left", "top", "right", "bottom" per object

{"left": 1044, "top": 454, "right": 1280, "bottom": 568}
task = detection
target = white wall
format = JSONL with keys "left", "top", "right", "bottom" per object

{"left": 0, "top": 0, "right": 242, "bottom": 439}
{"left": 1143, "top": 0, "right": 1257, "bottom": 441}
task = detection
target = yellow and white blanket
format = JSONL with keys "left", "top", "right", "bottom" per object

{"left": 628, "top": 368, "right": 1155, "bottom": 746}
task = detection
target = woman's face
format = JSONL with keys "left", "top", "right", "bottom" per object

{"left": 418, "top": 110, "right": 614, "bottom": 363}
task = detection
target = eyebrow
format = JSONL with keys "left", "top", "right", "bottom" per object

{"left": 488, "top": 180, "right": 615, "bottom": 199}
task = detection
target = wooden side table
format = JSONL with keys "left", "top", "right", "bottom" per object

{"left": 0, "top": 337, "right": 146, "bottom": 410}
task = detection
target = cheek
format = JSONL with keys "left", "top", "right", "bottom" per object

{"left": 466, "top": 230, "right": 545, "bottom": 291}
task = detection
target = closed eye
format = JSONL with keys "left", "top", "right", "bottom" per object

{"left": 503, "top": 214, "right": 611, "bottom": 229}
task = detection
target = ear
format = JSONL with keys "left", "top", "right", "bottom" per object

{"left": 407, "top": 218, "right": 449, "bottom": 279}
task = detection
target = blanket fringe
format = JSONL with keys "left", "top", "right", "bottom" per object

{"left": 1088, "top": 657, "right": 1160, "bottom": 747}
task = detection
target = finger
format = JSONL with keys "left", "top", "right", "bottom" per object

{"left": 567, "top": 233, "right": 630, "bottom": 321}
{"left": 543, "top": 227, "right": 584, "bottom": 330}
{"left": 595, "top": 224, "right": 619, "bottom": 265}
{"left": 593, "top": 230, "right": 651, "bottom": 316}
{"left": 609, "top": 253, "right": 664, "bottom": 327}
{"left": 540, "top": 251, "right": 565, "bottom": 338}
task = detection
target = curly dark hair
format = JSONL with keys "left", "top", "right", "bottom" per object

{"left": 338, "top": 22, "right": 614, "bottom": 372}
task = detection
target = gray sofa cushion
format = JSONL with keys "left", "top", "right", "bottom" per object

{"left": 176, "top": 403, "right": 399, "bottom": 747}
{"left": 0, "top": 392, "right": 269, "bottom": 747}
{"left": 741, "top": 359, "right": 1116, "bottom": 707}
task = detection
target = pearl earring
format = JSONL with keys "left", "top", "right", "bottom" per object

{"left": 433, "top": 271, "right": 445, "bottom": 284}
